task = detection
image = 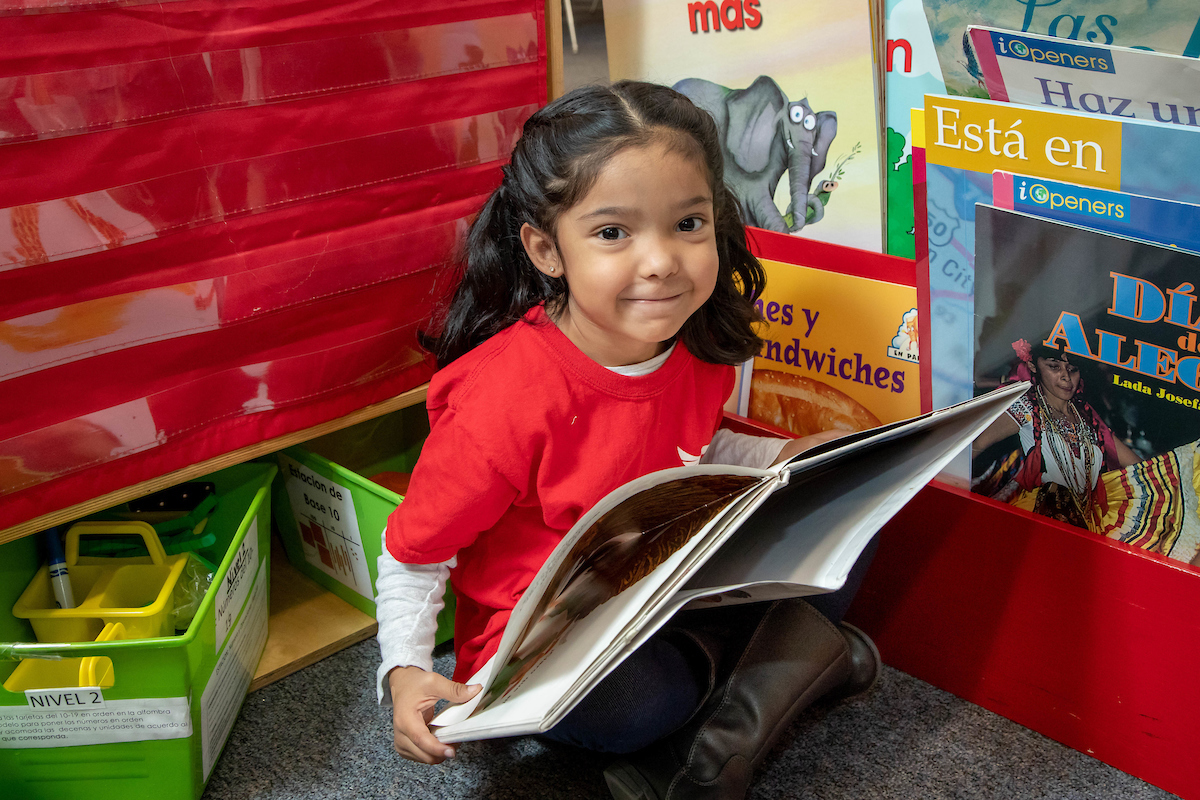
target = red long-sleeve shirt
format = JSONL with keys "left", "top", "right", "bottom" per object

{"left": 385, "top": 305, "right": 734, "bottom": 681}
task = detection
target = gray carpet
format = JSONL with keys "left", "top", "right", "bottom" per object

{"left": 201, "top": 638, "right": 1178, "bottom": 800}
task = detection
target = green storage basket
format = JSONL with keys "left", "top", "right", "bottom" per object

{"left": 272, "top": 404, "right": 455, "bottom": 644}
{"left": 0, "top": 462, "right": 276, "bottom": 800}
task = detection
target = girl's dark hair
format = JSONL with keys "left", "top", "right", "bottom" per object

{"left": 421, "top": 80, "right": 766, "bottom": 367}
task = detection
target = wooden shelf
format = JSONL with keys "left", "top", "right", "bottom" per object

{"left": 251, "top": 534, "right": 377, "bottom": 692}
{"left": 0, "top": 384, "right": 429, "bottom": 547}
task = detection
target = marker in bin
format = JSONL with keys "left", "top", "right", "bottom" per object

{"left": 42, "top": 527, "right": 74, "bottom": 609}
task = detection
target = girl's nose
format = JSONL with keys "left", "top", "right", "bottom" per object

{"left": 640, "top": 237, "right": 679, "bottom": 278}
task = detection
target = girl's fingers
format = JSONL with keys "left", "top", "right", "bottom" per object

{"left": 388, "top": 668, "right": 482, "bottom": 764}
{"left": 437, "top": 678, "right": 482, "bottom": 704}
{"left": 394, "top": 710, "right": 454, "bottom": 763}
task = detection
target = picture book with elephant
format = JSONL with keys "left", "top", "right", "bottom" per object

{"left": 602, "top": 0, "right": 885, "bottom": 253}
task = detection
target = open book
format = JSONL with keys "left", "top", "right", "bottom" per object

{"left": 431, "top": 382, "right": 1029, "bottom": 742}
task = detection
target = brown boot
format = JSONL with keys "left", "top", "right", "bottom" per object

{"left": 603, "top": 599, "right": 879, "bottom": 800}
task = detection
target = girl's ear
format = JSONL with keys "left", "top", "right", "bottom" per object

{"left": 521, "top": 223, "right": 562, "bottom": 277}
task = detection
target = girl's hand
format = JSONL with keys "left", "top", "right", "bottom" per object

{"left": 387, "top": 665, "right": 481, "bottom": 764}
{"left": 772, "top": 430, "right": 849, "bottom": 464}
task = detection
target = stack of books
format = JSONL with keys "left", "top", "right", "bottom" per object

{"left": 914, "top": 27, "right": 1200, "bottom": 565}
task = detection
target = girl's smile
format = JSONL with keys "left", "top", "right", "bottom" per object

{"left": 521, "top": 140, "right": 720, "bottom": 367}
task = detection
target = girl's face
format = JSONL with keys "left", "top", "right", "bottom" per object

{"left": 521, "top": 140, "right": 719, "bottom": 366}
{"left": 1036, "top": 356, "right": 1081, "bottom": 403}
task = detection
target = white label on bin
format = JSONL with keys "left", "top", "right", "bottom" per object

{"left": 25, "top": 687, "right": 105, "bottom": 710}
{"left": 0, "top": 696, "right": 191, "bottom": 748}
{"left": 214, "top": 517, "right": 260, "bottom": 652}
{"left": 200, "top": 559, "right": 268, "bottom": 780}
{"left": 279, "top": 454, "right": 374, "bottom": 599}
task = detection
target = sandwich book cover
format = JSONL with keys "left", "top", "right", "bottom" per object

{"left": 971, "top": 205, "right": 1200, "bottom": 566}
{"left": 732, "top": 230, "right": 921, "bottom": 438}
{"left": 602, "top": 0, "right": 885, "bottom": 253}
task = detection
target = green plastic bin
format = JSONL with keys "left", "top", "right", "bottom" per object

{"left": 273, "top": 404, "right": 454, "bottom": 644}
{"left": 0, "top": 462, "right": 276, "bottom": 800}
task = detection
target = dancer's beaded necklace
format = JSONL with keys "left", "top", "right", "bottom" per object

{"left": 1036, "top": 383, "right": 1095, "bottom": 519}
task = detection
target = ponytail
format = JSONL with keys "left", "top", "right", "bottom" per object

{"left": 420, "top": 181, "right": 564, "bottom": 366}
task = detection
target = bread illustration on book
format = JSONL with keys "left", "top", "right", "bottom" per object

{"left": 749, "top": 369, "right": 880, "bottom": 436}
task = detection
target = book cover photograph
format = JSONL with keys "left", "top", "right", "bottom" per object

{"left": 917, "top": 0, "right": 1200, "bottom": 98}
{"left": 968, "top": 26, "right": 1200, "bottom": 124}
{"left": 474, "top": 473, "right": 762, "bottom": 712}
{"left": 971, "top": 205, "right": 1200, "bottom": 565}
{"left": 602, "top": 0, "right": 884, "bottom": 252}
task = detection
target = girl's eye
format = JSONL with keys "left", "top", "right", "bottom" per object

{"left": 677, "top": 216, "right": 704, "bottom": 232}
{"left": 598, "top": 227, "right": 626, "bottom": 240}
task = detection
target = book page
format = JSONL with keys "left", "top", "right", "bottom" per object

{"left": 431, "top": 465, "right": 772, "bottom": 733}
{"left": 501, "top": 385, "right": 1021, "bottom": 732}
{"left": 687, "top": 381, "right": 1026, "bottom": 590}
{"left": 537, "top": 479, "right": 783, "bottom": 728}
{"left": 432, "top": 514, "right": 720, "bottom": 741}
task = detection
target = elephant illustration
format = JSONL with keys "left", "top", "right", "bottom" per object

{"left": 674, "top": 75, "right": 837, "bottom": 234}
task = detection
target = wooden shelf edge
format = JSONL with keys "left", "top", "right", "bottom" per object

{"left": 249, "top": 619, "right": 378, "bottom": 693}
{"left": 546, "top": 0, "right": 564, "bottom": 99}
{"left": 0, "top": 384, "right": 429, "bottom": 546}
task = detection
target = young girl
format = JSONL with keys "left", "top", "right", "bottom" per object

{"left": 374, "top": 81, "right": 880, "bottom": 800}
